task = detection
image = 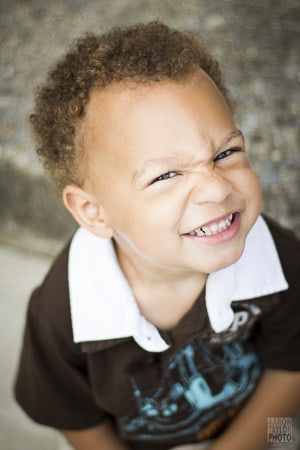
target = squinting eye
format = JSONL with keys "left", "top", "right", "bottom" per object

{"left": 151, "top": 171, "right": 178, "bottom": 184}
{"left": 214, "top": 147, "right": 242, "bottom": 162}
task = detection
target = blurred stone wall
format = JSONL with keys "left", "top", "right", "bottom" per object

{"left": 0, "top": 0, "right": 299, "bottom": 254}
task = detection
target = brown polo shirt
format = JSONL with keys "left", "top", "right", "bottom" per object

{"left": 14, "top": 216, "right": 300, "bottom": 449}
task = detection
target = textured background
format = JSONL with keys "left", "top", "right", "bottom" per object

{"left": 0, "top": 2, "right": 299, "bottom": 448}
{"left": 0, "top": 0, "right": 299, "bottom": 254}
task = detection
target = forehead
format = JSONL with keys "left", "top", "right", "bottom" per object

{"left": 81, "top": 71, "right": 235, "bottom": 184}
{"left": 86, "top": 70, "right": 230, "bottom": 125}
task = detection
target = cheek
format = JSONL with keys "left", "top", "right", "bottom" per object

{"left": 233, "top": 167, "right": 262, "bottom": 199}
{"left": 106, "top": 194, "right": 173, "bottom": 234}
{"left": 144, "top": 191, "right": 188, "bottom": 231}
{"left": 239, "top": 169, "right": 263, "bottom": 217}
{"left": 247, "top": 170, "right": 262, "bottom": 201}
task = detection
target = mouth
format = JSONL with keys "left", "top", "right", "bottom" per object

{"left": 185, "top": 213, "right": 236, "bottom": 237}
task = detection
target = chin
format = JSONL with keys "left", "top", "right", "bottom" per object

{"left": 205, "top": 244, "right": 246, "bottom": 274}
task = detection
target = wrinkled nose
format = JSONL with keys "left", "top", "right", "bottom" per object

{"left": 190, "top": 169, "right": 232, "bottom": 205}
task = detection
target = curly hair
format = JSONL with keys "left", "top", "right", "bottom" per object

{"left": 30, "top": 21, "right": 233, "bottom": 189}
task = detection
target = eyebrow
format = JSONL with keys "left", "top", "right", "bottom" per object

{"left": 132, "top": 158, "right": 183, "bottom": 184}
{"left": 133, "top": 129, "right": 244, "bottom": 183}
{"left": 217, "top": 129, "right": 244, "bottom": 151}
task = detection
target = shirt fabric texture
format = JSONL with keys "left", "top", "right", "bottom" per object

{"left": 14, "top": 215, "right": 300, "bottom": 450}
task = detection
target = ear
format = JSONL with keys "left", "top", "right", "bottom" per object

{"left": 62, "top": 184, "right": 113, "bottom": 238}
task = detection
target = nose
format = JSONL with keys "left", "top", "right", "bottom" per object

{"left": 190, "top": 169, "right": 232, "bottom": 205}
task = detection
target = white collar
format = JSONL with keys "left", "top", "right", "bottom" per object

{"left": 68, "top": 215, "right": 288, "bottom": 352}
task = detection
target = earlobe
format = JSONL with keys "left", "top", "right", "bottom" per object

{"left": 62, "top": 184, "right": 113, "bottom": 238}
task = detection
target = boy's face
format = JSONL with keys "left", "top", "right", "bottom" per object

{"left": 82, "top": 71, "right": 262, "bottom": 277}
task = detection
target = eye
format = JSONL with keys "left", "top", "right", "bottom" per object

{"left": 150, "top": 171, "right": 178, "bottom": 184}
{"left": 214, "top": 146, "right": 242, "bottom": 162}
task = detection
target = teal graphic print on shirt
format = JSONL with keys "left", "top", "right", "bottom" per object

{"left": 121, "top": 336, "right": 261, "bottom": 442}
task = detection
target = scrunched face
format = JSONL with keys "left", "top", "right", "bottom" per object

{"left": 73, "top": 70, "right": 262, "bottom": 280}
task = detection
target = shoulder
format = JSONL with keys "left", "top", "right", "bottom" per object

{"left": 252, "top": 216, "right": 300, "bottom": 371}
{"left": 27, "top": 239, "right": 74, "bottom": 347}
{"left": 263, "top": 214, "right": 300, "bottom": 284}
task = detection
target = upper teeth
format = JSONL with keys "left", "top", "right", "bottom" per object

{"left": 191, "top": 214, "right": 233, "bottom": 237}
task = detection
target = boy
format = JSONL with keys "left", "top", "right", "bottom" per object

{"left": 14, "top": 22, "right": 300, "bottom": 450}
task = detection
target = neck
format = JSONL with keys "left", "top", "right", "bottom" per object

{"left": 114, "top": 240, "right": 207, "bottom": 330}
{"left": 114, "top": 236, "right": 207, "bottom": 283}
{"left": 134, "top": 276, "right": 207, "bottom": 330}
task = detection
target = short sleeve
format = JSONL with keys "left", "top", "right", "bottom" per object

{"left": 14, "top": 247, "right": 108, "bottom": 430}
{"left": 253, "top": 218, "right": 300, "bottom": 371}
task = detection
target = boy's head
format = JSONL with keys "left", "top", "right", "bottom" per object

{"left": 31, "top": 21, "right": 262, "bottom": 276}
{"left": 31, "top": 21, "right": 232, "bottom": 189}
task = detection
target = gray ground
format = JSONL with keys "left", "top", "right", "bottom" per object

{"left": 0, "top": 1, "right": 299, "bottom": 449}
{"left": 0, "top": 244, "right": 59, "bottom": 449}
